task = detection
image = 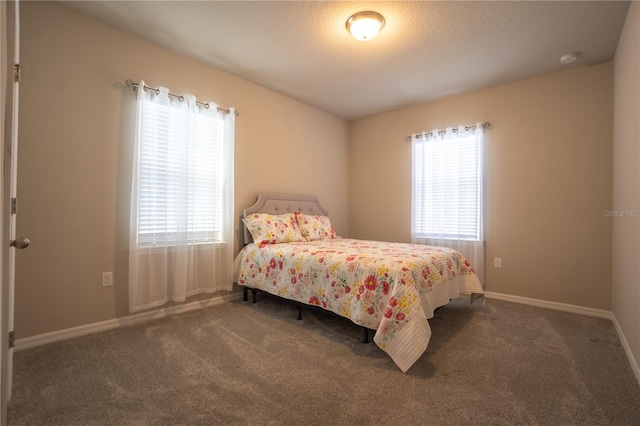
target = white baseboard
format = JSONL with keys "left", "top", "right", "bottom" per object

{"left": 485, "top": 291, "right": 640, "bottom": 386}
{"left": 14, "top": 292, "right": 243, "bottom": 351}
{"left": 611, "top": 314, "right": 640, "bottom": 385}
{"left": 484, "top": 291, "right": 613, "bottom": 319}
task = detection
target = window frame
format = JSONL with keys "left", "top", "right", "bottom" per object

{"left": 133, "top": 90, "right": 229, "bottom": 249}
{"left": 411, "top": 127, "right": 484, "bottom": 243}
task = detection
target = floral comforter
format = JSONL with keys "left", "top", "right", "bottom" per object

{"left": 233, "top": 239, "right": 483, "bottom": 372}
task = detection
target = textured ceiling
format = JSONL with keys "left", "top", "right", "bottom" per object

{"left": 58, "top": 1, "right": 630, "bottom": 120}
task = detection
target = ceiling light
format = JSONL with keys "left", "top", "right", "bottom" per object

{"left": 560, "top": 52, "right": 579, "bottom": 64}
{"left": 346, "top": 11, "right": 385, "bottom": 41}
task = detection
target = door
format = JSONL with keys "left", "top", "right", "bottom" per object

{"left": 1, "top": 0, "right": 26, "bottom": 423}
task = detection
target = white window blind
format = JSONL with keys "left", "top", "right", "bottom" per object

{"left": 136, "top": 90, "right": 225, "bottom": 247}
{"left": 412, "top": 126, "right": 483, "bottom": 241}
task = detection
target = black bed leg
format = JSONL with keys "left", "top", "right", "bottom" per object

{"left": 363, "top": 327, "right": 370, "bottom": 344}
{"left": 243, "top": 287, "right": 248, "bottom": 302}
{"left": 251, "top": 289, "right": 257, "bottom": 303}
{"left": 297, "top": 305, "right": 303, "bottom": 320}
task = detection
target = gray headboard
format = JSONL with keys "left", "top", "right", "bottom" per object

{"left": 242, "top": 192, "right": 329, "bottom": 245}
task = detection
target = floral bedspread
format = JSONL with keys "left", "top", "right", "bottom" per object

{"left": 233, "top": 239, "right": 483, "bottom": 372}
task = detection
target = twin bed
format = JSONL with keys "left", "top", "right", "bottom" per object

{"left": 233, "top": 192, "right": 484, "bottom": 372}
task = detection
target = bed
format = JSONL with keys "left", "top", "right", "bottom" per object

{"left": 233, "top": 192, "right": 484, "bottom": 372}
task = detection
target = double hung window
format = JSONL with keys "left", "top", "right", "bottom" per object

{"left": 135, "top": 90, "right": 228, "bottom": 247}
{"left": 411, "top": 124, "right": 485, "bottom": 284}
{"left": 128, "top": 81, "right": 235, "bottom": 313}
{"left": 411, "top": 126, "right": 483, "bottom": 242}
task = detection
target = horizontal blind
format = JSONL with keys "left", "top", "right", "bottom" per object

{"left": 137, "top": 95, "right": 225, "bottom": 246}
{"left": 412, "top": 129, "right": 482, "bottom": 241}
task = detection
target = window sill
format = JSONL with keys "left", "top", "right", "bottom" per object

{"left": 134, "top": 241, "right": 227, "bottom": 254}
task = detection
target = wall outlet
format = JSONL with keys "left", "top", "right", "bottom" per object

{"left": 102, "top": 272, "right": 113, "bottom": 287}
{"left": 494, "top": 258, "right": 502, "bottom": 269}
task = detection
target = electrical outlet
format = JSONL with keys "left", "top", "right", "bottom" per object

{"left": 102, "top": 272, "right": 113, "bottom": 287}
{"left": 494, "top": 258, "right": 502, "bottom": 269}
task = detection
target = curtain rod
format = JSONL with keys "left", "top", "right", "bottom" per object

{"left": 124, "top": 79, "right": 239, "bottom": 117}
{"left": 404, "top": 121, "right": 490, "bottom": 142}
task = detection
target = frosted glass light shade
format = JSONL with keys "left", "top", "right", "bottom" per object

{"left": 346, "top": 11, "right": 385, "bottom": 41}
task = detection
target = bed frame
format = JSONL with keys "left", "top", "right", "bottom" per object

{"left": 240, "top": 192, "right": 373, "bottom": 343}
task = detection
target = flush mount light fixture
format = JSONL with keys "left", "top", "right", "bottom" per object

{"left": 560, "top": 52, "right": 579, "bottom": 64}
{"left": 346, "top": 11, "right": 385, "bottom": 41}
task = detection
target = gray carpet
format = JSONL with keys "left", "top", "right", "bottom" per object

{"left": 7, "top": 295, "right": 640, "bottom": 425}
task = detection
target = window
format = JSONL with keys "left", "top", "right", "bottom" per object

{"left": 128, "top": 81, "right": 235, "bottom": 313}
{"left": 411, "top": 126, "right": 483, "bottom": 242}
{"left": 133, "top": 86, "right": 232, "bottom": 247}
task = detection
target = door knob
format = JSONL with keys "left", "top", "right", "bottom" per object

{"left": 10, "top": 237, "right": 30, "bottom": 249}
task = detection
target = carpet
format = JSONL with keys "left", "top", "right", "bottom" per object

{"left": 8, "top": 295, "right": 640, "bottom": 425}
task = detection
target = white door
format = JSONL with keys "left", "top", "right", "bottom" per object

{"left": 1, "top": 0, "right": 26, "bottom": 423}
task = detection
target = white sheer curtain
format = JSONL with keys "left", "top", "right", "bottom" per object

{"left": 129, "top": 81, "right": 235, "bottom": 313}
{"left": 411, "top": 123, "right": 484, "bottom": 285}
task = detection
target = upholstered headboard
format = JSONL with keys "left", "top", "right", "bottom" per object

{"left": 242, "top": 192, "right": 329, "bottom": 245}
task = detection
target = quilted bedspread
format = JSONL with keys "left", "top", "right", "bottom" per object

{"left": 233, "top": 239, "right": 483, "bottom": 372}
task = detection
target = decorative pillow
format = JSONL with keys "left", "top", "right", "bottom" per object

{"left": 243, "top": 213, "right": 305, "bottom": 245}
{"left": 295, "top": 212, "right": 337, "bottom": 241}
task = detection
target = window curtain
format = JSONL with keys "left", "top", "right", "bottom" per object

{"left": 129, "top": 81, "right": 235, "bottom": 313}
{"left": 411, "top": 124, "right": 484, "bottom": 285}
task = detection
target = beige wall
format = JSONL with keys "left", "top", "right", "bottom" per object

{"left": 15, "top": 2, "right": 349, "bottom": 338}
{"left": 350, "top": 63, "right": 613, "bottom": 310}
{"left": 613, "top": 1, "right": 640, "bottom": 375}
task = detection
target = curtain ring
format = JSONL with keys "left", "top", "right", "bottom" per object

{"left": 204, "top": 103, "right": 210, "bottom": 109}
{"left": 179, "top": 95, "right": 184, "bottom": 102}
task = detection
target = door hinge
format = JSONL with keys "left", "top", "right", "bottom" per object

{"left": 14, "top": 64, "right": 21, "bottom": 83}
{"left": 11, "top": 197, "right": 17, "bottom": 215}
{"left": 14, "top": 64, "right": 27, "bottom": 83}
{"left": 9, "top": 331, "right": 14, "bottom": 349}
